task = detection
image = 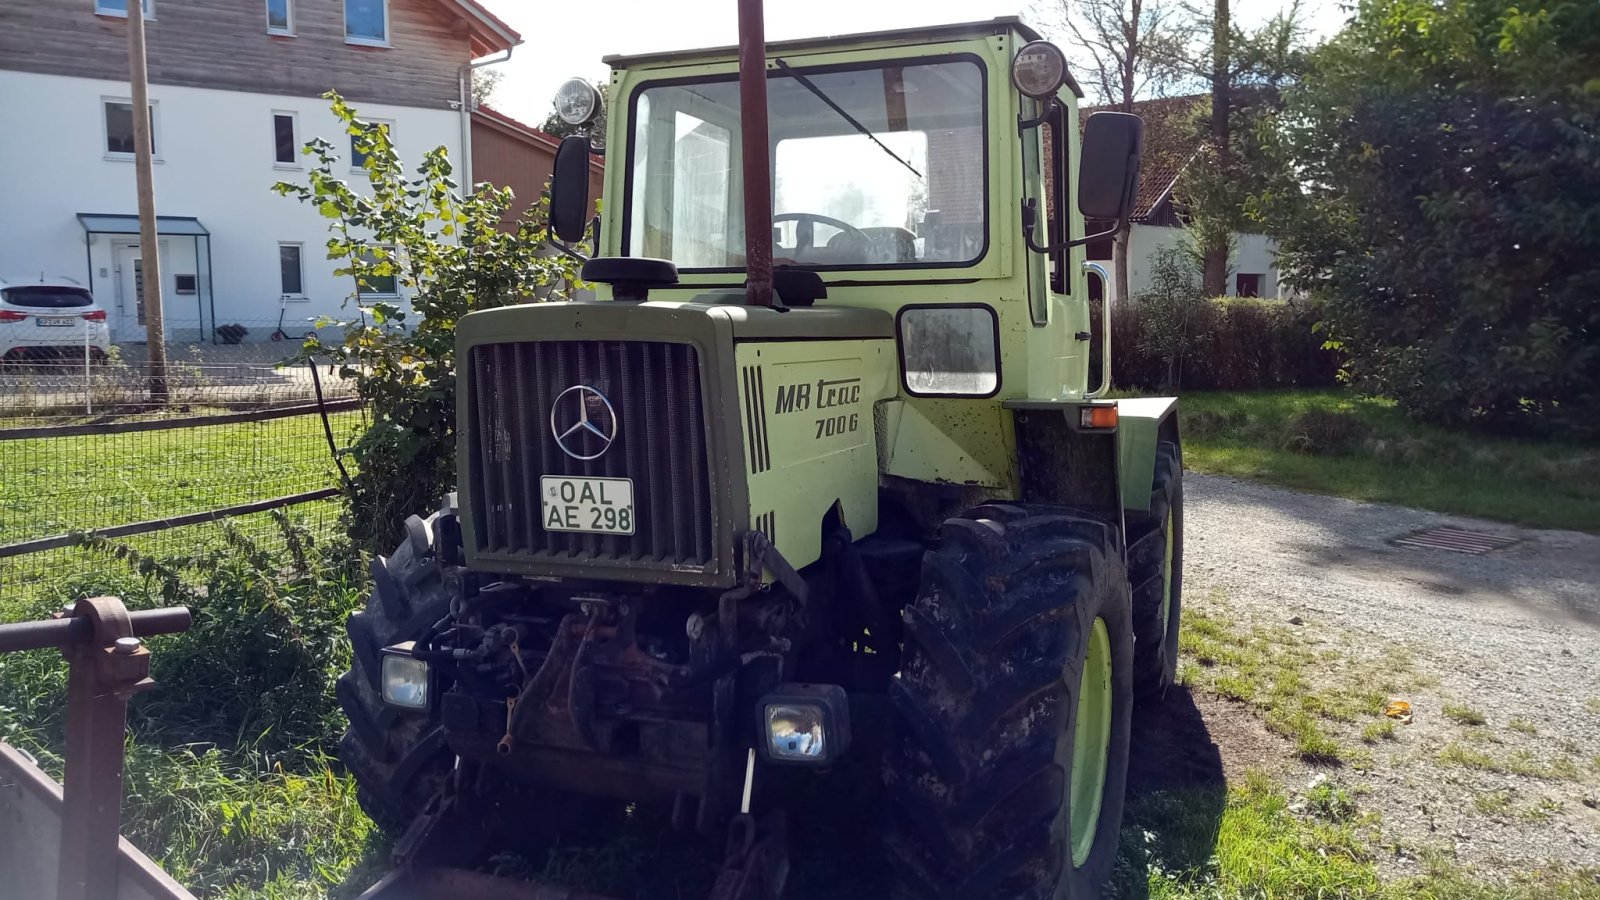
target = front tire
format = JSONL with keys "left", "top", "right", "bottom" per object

{"left": 884, "top": 504, "right": 1134, "bottom": 899}
{"left": 336, "top": 512, "right": 454, "bottom": 829}
{"left": 1129, "top": 441, "right": 1184, "bottom": 697}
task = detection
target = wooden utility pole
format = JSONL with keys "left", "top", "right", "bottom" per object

{"left": 1203, "top": 0, "right": 1232, "bottom": 296}
{"left": 127, "top": 0, "right": 168, "bottom": 401}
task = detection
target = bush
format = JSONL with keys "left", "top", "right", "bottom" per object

{"left": 1262, "top": 0, "right": 1600, "bottom": 440}
{"left": 1105, "top": 246, "right": 1340, "bottom": 394}
{"left": 274, "top": 92, "right": 581, "bottom": 552}
{"left": 0, "top": 513, "right": 378, "bottom": 896}
{"left": 63, "top": 512, "right": 367, "bottom": 760}
{"left": 1281, "top": 409, "right": 1372, "bottom": 455}
{"left": 1110, "top": 298, "right": 1341, "bottom": 393}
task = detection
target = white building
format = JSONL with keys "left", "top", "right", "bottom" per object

{"left": 0, "top": 0, "right": 519, "bottom": 344}
{"left": 1083, "top": 95, "right": 1282, "bottom": 302}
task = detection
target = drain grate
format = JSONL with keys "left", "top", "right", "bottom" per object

{"left": 1393, "top": 526, "right": 1519, "bottom": 555}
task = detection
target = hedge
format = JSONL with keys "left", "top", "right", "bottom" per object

{"left": 1103, "top": 298, "right": 1342, "bottom": 392}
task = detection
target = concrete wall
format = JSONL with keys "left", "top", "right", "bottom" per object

{"left": 1124, "top": 224, "right": 1281, "bottom": 300}
{"left": 0, "top": 70, "right": 460, "bottom": 343}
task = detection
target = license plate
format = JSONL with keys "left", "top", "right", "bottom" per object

{"left": 540, "top": 476, "right": 635, "bottom": 535}
{"left": 38, "top": 317, "right": 75, "bottom": 327}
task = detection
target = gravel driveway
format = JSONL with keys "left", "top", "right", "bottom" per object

{"left": 1183, "top": 473, "right": 1600, "bottom": 876}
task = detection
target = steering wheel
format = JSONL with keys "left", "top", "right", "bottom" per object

{"left": 773, "top": 212, "right": 870, "bottom": 261}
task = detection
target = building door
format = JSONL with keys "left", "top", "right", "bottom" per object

{"left": 113, "top": 242, "right": 170, "bottom": 342}
{"left": 113, "top": 243, "right": 145, "bottom": 342}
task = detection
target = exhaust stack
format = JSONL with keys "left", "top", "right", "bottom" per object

{"left": 737, "top": 0, "right": 775, "bottom": 308}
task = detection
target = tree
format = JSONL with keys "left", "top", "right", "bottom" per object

{"left": 1038, "top": 0, "right": 1191, "bottom": 308}
{"left": 1261, "top": 0, "right": 1600, "bottom": 438}
{"left": 273, "top": 93, "right": 583, "bottom": 550}
{"left": 541, "top": 81, "right": 609, "bottom": 141}
{"left": 471, "top": 68, "right": 502, "bottom": 108}
{"left": 1162, "top": 1, "right": 1312, "bottom": 294}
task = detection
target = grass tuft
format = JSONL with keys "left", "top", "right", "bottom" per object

{"left": 1438, "top": 743, "right": 1582, "bottom": 781}
{"left": 1442, "top": 703, "right": 1488, "bottom": 727}
{"left": 1113, "top": 768, "right": 1600, "bottom": 899}
{"left": 1473, "top": 790, "right": 1512, "bottom": 816}
{"left": 1360, "top": 719, "right": 1397, "bottom": 743}
{"left": 1508, "top": 717, "right": 1538, "bottom": 735}
{"left": 1179, "top": 603, "right": 1412, "bottom": 764}
{"left": 1439, "top": 743, "right": 1498, "bottom": 771}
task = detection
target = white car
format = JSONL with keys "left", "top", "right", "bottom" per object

{"left": 0, "top": 276, "right": 111, "bottom": 362}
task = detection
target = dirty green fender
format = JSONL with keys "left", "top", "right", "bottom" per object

{"left": 1116, "top": 397, "right": 1179, "bottom": 513}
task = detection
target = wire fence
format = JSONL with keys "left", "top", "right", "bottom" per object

{"left": 1, "top": 335, "right": 357, "bottom": 424}
{"left": 0, "top": 340, "right": 364, "bottom": 606}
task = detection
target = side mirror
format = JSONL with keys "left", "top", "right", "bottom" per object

{"left": 1078, "top": 112, "right": 1143, "bottom": 223}
{"left": 549, "top": 135, "right": 592, "bottom": 244}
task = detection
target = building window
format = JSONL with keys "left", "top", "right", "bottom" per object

{"left": 104, "top": 100, "right": 156, "bottom": 157}
{"left": 273, "top": 112, "right": 298, "bottom": 164}
{"left": 279, "top": 243, "right": 304, "bottom": 296}
{"left": 350, "top": 120, "right": 391, "bottom": 169}
{"left": 357, "top": 247, "right": 398, "bottom": 296}
{"left": 1236, "top": 273, "right": 1263, "bottom": 298}
{"left": 344, "top": 0, "right": 388, "bottom": 45}
{"left": 95, "top": 0, "right": 152, "bottom": 18}
{"left": 266, "top": 0, "right": 293, "bottom": 34}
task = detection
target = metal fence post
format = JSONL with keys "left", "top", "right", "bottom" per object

{"left": 84, "top": 324, "right": 92, "bottom": 417}
{"left": 0, "top": 598, "right": 191, "bottom": 900}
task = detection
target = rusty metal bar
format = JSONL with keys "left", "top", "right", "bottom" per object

{"left": 0, "top": 489, "right": 339, "bottom": 560}
{"left": 736, "top": 0, "right": 774, "bottom": 308}
{"left": 0, "top": 597, "right": 192, "bottom": 900}
{"left": 0, "top": 606, "right": 192, "bottom": 653}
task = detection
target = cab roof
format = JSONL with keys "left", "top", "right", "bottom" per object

{"left": 603, "top": 17, "right": 1072, "bottom": 95}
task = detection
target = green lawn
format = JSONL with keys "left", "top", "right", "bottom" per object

{"left": 0, "top": 411, "right": 361, "bottom": 545}
{"left": 0, "top": 410, "right": 360, "bottom": 607}
{"left": 1171, "top": 390, "right": 1600, "bottom": 533}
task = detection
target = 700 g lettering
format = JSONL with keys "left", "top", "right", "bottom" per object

{"left": 815, "top": 412, "right": 859, "bottom": 438}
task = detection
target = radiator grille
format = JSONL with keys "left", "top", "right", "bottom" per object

{"left": 468, "top": 340, "right": 713, "bottom": 570}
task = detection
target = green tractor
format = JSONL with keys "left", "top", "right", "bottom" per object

{"left": 342, "top": 10, "right": 1182, "bottom": 900}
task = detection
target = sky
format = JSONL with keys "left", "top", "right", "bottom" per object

{"left": 475, "top": 0, "right": 1351, "bottom": 129}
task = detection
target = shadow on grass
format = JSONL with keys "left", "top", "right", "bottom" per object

{"left": 1109, "top": 685, "right": 1228, "bottom": 899}
{"left": 330, "top": 691, "right": 1225, "bottom": 900}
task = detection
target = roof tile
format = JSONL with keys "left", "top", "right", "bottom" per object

{"left": 1082, "top": 94, "right": 1206, "bottom": 220}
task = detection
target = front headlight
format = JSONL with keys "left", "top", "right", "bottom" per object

{"left": 757, "top": 684, "right": 850, "bottom": 766}
{"left": 380, "top": 644, "right": 429, "bottom": 710}
{"left": 766, "top": 704, "right": 826, "bottom": 760}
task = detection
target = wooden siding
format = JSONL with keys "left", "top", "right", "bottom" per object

{"left": 0, "top": 0, "right": 471, "bottom": 109}
{"left": 472, "top": 112, "right": 605, "bottom": 231}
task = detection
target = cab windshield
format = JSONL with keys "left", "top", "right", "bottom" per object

{"left": 624, "top": 57, "right": 987, "bottom": 272}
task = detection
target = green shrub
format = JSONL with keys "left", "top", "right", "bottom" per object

{"left": 0, "top": 513, "right": 378, "bottom": 896}
{"left": 1262, "top": 0, "right": 1600, "bottom": 440}
{"left": 1282, "top": 409, "right": 1372, "bottom": 455}
{"left": 274, "top": 92, "right": 581, "bottom": 553}
{"left": 1109, "top": 288, "right": 1341, "bottom": 394}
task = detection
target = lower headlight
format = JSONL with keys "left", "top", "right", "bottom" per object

{"left": 381, "top": 644, "right": 429, "bottom": 710}
{"left": 757, "top": 683, "right": 850, "bottom": 766}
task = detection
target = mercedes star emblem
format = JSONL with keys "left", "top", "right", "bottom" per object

{"left": 550, "top": 384, "right": 618, "bottom": 460}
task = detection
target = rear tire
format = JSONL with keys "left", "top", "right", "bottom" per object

{"left": 336, "top": 512, "right": 454, "bottom": 829}
{"left": 884, "top": 504, "right": 1134, "bottom": 900}
{"left": 1129, "top": 441, "right": 1183, "bottom": 697}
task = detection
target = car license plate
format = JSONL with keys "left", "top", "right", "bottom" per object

{"left": 540, "top": 476, "right": 635, "bottom": 535}
{"left": 38, "top": 317, "right": 75, "bottom": 327}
